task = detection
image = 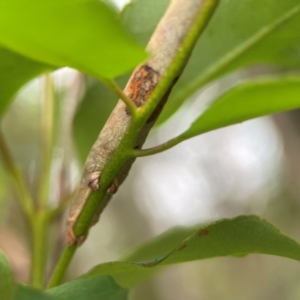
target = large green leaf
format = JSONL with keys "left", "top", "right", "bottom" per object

{"left": 121, "top": 0, "right": 169, "bottom": 46}
{"left": 47, "top": 275, "right": 128, "bottom": 300}
{"left": 0, "top": 47, "right": 52, "bottom": 114}
{"left": 85, "top": 215, "right": 300, "bottom": 288}
{"left": 14, "top": 285, "right": 53, "bottom": 300}
{"left": 121, "top": 0, "right": 300, "bottom": 125}
{"left": 0, "top": 250, "right": 16, "bottom": 300}
{"left": 0, "top": 0, "right": 146, "bottom": 81}
{"left": 180, "top": 76, "right": 300, "bottom": 140}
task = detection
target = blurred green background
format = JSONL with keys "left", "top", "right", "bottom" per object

{"left": 1, "top": 0, "right": 300, "bottom": 299}
{"left": 1, "top": 63, "right": 300, "bottom": 300}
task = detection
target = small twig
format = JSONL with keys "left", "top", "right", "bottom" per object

{"left": 0, "top": 129, "right": 48, "bottom": 288}
{"left": 38, "top": 73, "right": 55, "bottom": 209}
{"left": 66, "top": 0, "right": 219, "bottom": 244}
{"left": 30, "top": 212, "right": 48, "bottom": 288}
{"left": 48, "top": 245, "right": 76, "bottom": 288}
{"left": 132, "top": 135, "right": 185, "bottom": 157}
{"left": 31, "top": 73, "right": 56, "bottom": 288}
{"left": 0, "top": 130, "right": 33, "bottom": 215}
{"left": 105, "top": 79, "right": 138, "bottom": 117}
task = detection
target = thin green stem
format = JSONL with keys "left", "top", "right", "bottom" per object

{"left": 38, "top": 73, "right": 55, "bottom": 209}
{"left": 105, "top": 80, "right": 137, "bottom": 118}
{"left": 30, "top": 212, "right": 48, "bottom": 289}
{"left": 47, "top": 245, "right": 76, "bottom": 288}
{"left": 132, "top": 135, "right": 185, "bottom": 157}
{"left": 138, "top": 0, "right": 219, "bottom": 124}
{"left": 30, "top": 73, "right": 56, "bottom": 288}
{"left": 0, "top": 130, "right": 33, "bottom": 215}
{"left": 48, "top": 194, "right": 111, "bottom": 288}
{"left": 48, "top": 0, "right": 219, "bottom": 287}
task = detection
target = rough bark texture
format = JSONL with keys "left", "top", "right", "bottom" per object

{"left": 67, "top": 0, "right": 211, "bottom": 244}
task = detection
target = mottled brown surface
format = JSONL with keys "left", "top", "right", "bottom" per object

{"left": 126, "top": 65, "right": 159, "bottom": 113}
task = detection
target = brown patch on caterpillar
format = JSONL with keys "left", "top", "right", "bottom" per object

{"left": 125, "top": 65, "right": 159, "bottom": 115}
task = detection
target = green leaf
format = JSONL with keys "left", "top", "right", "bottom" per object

{"left": 181, "top": 76, "right": 300, "bottom": 139}
{"left": 74, "top": 0, "right": 300, "bottom": 157}
{"left": 0, "top": 249, "right": 16, "bottom": 300}
{"left": 14, "top": 285, "right": 53, "bottom": 300}
{"left": 121, "top": 0, "right": 169, "bottom": 47}
{"left": 0, "top": 47, "right": 52, "bottom": 115}
{"left": 122, "top": 0, "right": 300, "bottom": 125}
{"left": 47, "top": 275, "right": 128, "bottom": 300}
{"left": 85, "top": 215, "right": 300, "bottom": 288}
{"left": 121, "top": 226, "right": 199, "bottom": 263}
{"left": 0, "top": 0, "right": 146, "bottom": 81}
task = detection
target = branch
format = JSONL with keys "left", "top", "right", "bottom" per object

{"left": 48, "top": 0, "right": 219, "bottom": 287}
{"left": 38, "top": 73, "right": 55, "bottom": 209}
{"left": 0, "top": 130, "right": 33, "bottom": 215}
{"left": 132, "top": 135, "right": 185, "bottom": 157}
{"left": 105, "top": 79, "right": 138, "bottom": 117}
{"left": 31, "top": 73, "right": 56, "bottom": 288}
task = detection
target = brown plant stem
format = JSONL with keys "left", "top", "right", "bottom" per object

{"left": 48, "top": 0, "right": 219, "bottom": 287}
{"left": 67, "top": 0, "right": 218, "bottom": 245}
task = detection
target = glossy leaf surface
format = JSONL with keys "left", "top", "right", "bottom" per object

{"left": 0, "top": 47, "right": 51, "bottom": 115}
{"left": 47, "top": 275, "right": 128, "bottom": 300}
{"left": 85, "top": 216, "right": 300, "bottom": 288}
{"left": 0, "top": 0, "right": 146, "bottom": 80}
{"left": 181, "top": 76, "right": 300, "bottom": 139}
{"left": 14, "top": 286, "right": 53, "bottom": 300}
